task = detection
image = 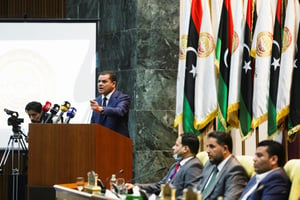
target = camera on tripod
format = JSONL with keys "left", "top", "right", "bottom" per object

{"left": 4, "top": 108, "right": 24, "bottom": 135}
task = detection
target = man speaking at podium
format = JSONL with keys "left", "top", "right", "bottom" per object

{"left": 90, "top": 71, "right": 130, "bottom": 138}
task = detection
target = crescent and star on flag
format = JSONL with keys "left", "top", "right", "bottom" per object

{"left": 242, "top": 44, "right": 252, "bottom": 74}
{"left": 186, "top": 46, "right": 198, "bottom": 78}
{"left": 271, "top": 40, "right": 281, "bottom": 71}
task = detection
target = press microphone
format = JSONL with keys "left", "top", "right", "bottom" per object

{"left": 4, "top": 108, "right": 19, "bottom": 117}
{"left": 38, "top": 101, "right": 52, "bottom": 123}
{"left": 64, "top": 107, "right": 77, "bottom": 124}
{"left": 54, "top": 101, "right": 71, "bottom": 123}
{"left": 44, "top": 104, "right": 60, "bottom": 123}
{"left": 101, "top": 169, "right": 124, "bottom": 193}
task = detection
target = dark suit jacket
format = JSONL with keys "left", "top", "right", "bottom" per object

{"left": 239, "top": 168, "right": 291, "bottom": 200}
{"left": 90, "top": 90, "right": 130, "bottom": 137}
{"left": 197, "top": 155, "right": 248, "bottom": 200}
{"left": 137, "top": 157, "right": 203, "bottom": 198}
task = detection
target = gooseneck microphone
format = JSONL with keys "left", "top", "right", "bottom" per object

{"left": 44, "top": 104, "right": 60, "bottom": 123}
{"left": 101, "top": 169, "right": 124, "bottom": 193}
{"left": 64, "top": 107, "right": 77, "bottom": 124}
{"left": 38, "top": 101, "right": 52, "bottom": 123}
{"left": 54, "top": 101, "right": 71, "bottom": 123}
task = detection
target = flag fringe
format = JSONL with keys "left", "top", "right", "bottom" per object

{"left": 174, "top": 113, "right": 183, "bottom": 128}
{"left": 288, "top": 124, "right": 300, "bottom": 139}
{"left": 195, "top": 109, "right": 218, "bottom": 130}
{"left": 251, "top": 113, "right": 268, "bottom": 129}
{"left": 276, "top": 106, "right": 290, "bottom": 126}
{"left": 227, "top": 102, "right": 240, "bottom": 128}
{"left": 217, "top": 104, "right": 231, "bottom": 132}
{"left": 240, "top": 128, "right": 254, "bottom": 141}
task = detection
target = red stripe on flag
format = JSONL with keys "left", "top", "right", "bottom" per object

{"left": 191, "top": 0, "right": 203, "bottom": 34}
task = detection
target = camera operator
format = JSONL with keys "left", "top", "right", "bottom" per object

{"left": 25, "top": 101, "right": 43, "bottom": 123}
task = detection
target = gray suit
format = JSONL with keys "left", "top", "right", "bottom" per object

{"left": 197, "top": 155, "right": 248, "bottom": 200}
{"left": 137, "top": 157, "right": 203, "bottom": 197}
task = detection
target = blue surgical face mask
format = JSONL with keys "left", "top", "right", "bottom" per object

{"left": 173, "top": 147, "right": 183, "bottom": 161}
{"left": 173, "top": 153, "right": 182, "bottom": 161}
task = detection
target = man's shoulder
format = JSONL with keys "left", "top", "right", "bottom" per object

{"left": 185, "top": 156, "right": 203, "bottom": 167}
{"left": 264, "top": 168, "right": 290, "bottom": 183}
{"left": 112, "top": 90, "right": 130, "bottom": 98}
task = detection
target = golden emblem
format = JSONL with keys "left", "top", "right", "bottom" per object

{"left": 256, "top": 32, "right": 273, "bottom": 57}
{"left": 282, "top": 27, "right": 292, "bottom": 53}
{"left": 198, "top": 32, "right": 215, "bottom": 58}
{"left": 179, "top": 35, "right": 188, "bottom": 60}
{"left": 232, "top": 31, "right": 239, "bottom": 53}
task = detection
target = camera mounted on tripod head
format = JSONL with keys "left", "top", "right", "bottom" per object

{"left": 4, "top": 108, "right": 24, "bottom": 134}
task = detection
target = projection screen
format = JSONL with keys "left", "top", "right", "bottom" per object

{"left": 0, "top": 21, "right": 96, "bottom": 148}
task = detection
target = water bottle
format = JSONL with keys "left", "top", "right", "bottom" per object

{"left": 110, "top": 174, "right": 117, "bottom": 191}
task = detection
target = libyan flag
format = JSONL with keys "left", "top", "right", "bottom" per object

{"left": 267, "top": 0, "right": 283, "bottom": 138}
{"left": 239, "top": 0, "right": 255, "bottom": 139}
{"left": 216, "top": 0, "right": 233, "bottom": 132}
{"left": 182, "top": 0, "right": 202, "bottom": 134}
{"left": 288, "top": 20, "right": 300, "bottom": 139}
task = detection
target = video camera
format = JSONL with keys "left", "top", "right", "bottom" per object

{"left": 4, "top": 108, "right": 24, "bottom": 133}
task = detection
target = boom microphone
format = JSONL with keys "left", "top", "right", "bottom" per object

{"left": 64, "top": 107, "right": 77, "bottom": 124}
{"left": 44, "top": 104, "right": 60, "bottom": 123}
{"left": 38, "top": 101, "right": 52, "bottom": 123}
{"left": 54, "top": 101, "right": 71, "bottom": 123}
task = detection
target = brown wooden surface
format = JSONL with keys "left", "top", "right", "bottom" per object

{"left": 0, "top": 0, "right": 65, "bottom": 18}
{"left": 28, "top": 124, "right": 132, "bottom": 187}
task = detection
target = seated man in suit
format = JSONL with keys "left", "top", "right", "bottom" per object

{"left": 90, "top": 71, "right": 130, "bottom": 138}
{"left": 239, "top": 140, "right": 291, "bottom": 200}
{"left": 125, "top": 133, "right": 203, "bottom": 198}
{"left": 197, "top": 131, "right": 248, "bottom": 200}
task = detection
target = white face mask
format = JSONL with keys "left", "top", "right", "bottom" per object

{"left": 173, "top": 147, "right": 183, "bottom": 161}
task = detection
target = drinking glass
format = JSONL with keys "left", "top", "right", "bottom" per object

{"left": 116, "top": 178, "right": 126, "bottom": 195}
{"left": 76, "top": 177, "right": 85, "bottom": 191}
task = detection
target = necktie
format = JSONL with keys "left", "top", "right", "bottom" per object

{"left": 202, "top": 166, "right": 218, "bottom": 199}
{"left": 102, "top": 96, "right": 107, "bottom": 107}
{"left": 169, "top": 163, "right": 180, "bottom": 182}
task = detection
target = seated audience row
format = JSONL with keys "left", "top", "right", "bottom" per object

{"left": 125, "top": 131, "right": 292, "bottom": 200}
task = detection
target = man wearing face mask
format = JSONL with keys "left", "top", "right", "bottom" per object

{"left": 125, "top": 133, "right": 203, "bottom": 198}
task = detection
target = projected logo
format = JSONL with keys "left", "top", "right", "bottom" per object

{"left": 0, "top": 48, "right": 55, "bottom": 124}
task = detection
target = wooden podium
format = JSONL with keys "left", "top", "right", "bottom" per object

{"left": 28, "top": 124, "right": 132, "bottom": 200}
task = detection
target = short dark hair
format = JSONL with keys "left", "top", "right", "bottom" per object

{"left": 207, "top": 131, "right": 233, "bottom": 153}
{"left": 181, "top": 133, "right": 200, "bottom": 155}
{"left": 257, "top": 140, "right": 285, "bottom": 167}
{"left": 25, "top": 101, "right": 42, "bottom": 113}
{"left": 100, "top": 71, "right": 117, "bottom": 83}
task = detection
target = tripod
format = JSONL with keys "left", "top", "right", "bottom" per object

{"left": 0, "top": 126, "right": 28, "bottom": 200}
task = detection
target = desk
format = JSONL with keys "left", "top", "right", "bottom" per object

{"left": 54, "top": 183, "right": 117, "bottom": 200}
